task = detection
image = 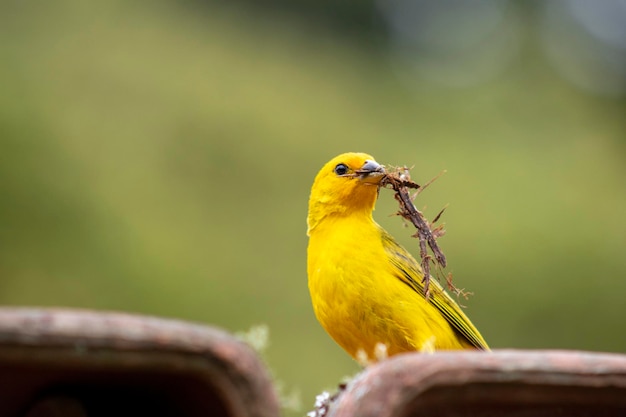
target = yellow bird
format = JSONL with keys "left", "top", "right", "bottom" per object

{"left": 307, "top": 152, "right": 488, "bottom": 362}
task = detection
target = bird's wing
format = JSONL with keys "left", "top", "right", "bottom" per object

{"left": 379, "top": 228, "right": 489, "bottom": 350}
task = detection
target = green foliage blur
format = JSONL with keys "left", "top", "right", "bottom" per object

{"left": 1, "top": 1, "right": 625, "bottom": 414}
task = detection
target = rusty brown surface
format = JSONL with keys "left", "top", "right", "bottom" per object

{"left": 0, "top": 308, "right": 280, "bottom": 417}
{"left": 327, "top": 349, "right": 626, "bottom": 417}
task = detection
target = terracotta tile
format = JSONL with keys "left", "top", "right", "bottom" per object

{"left": 0, "top": 308, "right": 280, "bottom": 417}
{"left": 328, "top": 350, "right": 626, "bottom": 417}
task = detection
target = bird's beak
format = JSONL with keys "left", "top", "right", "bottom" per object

{"left": 357, "top": 159, "right": 385, "bottom": 184}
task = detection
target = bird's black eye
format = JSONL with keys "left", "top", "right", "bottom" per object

{"left": 334, "top": 163, "right": 349, "bottom": 176}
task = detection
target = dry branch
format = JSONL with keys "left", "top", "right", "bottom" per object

{"left": 380, "top": 167, "right": 461, "bottom": 299}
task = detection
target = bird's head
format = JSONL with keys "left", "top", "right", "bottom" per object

{"left": 307, "top": 152, "right": 385, "bottom": 235}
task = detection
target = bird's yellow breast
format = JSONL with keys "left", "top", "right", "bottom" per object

{"left": 308, "top": 216, "right": 469, "bottom": 360}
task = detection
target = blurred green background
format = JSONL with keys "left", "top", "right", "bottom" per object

{"left": 1, "top": 0, "right": 625, "bottom": 414}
